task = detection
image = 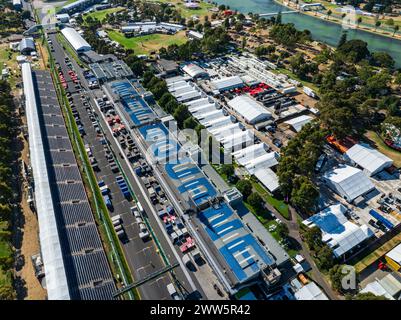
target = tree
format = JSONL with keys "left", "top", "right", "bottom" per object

{"left": 220, "top": 164, "right": 234, "bottom": 177}
{"left": 183, "top": 116, "right": 197, "bottom": 129}
{"left": 393, "top": 25, "right": 399, "bottom": 36}
{"left": 337, "top": 31, "right": 347, "bottom": 48}
{"left": 316, "top": 245, "right": 334, "bottom": 270}
{"left": 247, "top": 192, "right": 263, "bottom": 210}
{"left": 357, "top": 16, "right": 362, "bottom": 27}
{"left": 276, "top": 11, "right": 282, "bottom": 24}
{"left": 236, "top": 179, "right": 252, "bottom": 200}
{"left": 173, "top": 104, "right": 191, "bottom": 128}
{"left": 303, "top": 226, "right": 323, "bottom": 252}
{"left": 329, "top": 264, "right": 345, "bottom": 292}
{"left": 290, "top": 176, "right": 318, "bottom": 213}
{"left": 375, "top": 20, "right": 381, "bottom": 30}
{"left": 276, "top": 223, "right": 289, "bottom": 239}
{"left": 350, "top": 292, "right": 389, "bottom": 300}
{"left": 371, "top": 51, "right": 395, "bottom": 69}
{"left": 385, "top": 18, "right": 394, "bottom": 26}
{"left": 327, "top": 9, "right": 332, "bottom": 20}
{"left": 0, "top": 284, "right": 16, "bottom": 300}
{"left": 21, "top": 10, "right": 31, "bottom": 19}
{"left": 235, "top": 21, "right": 243, "bottom": 32}
{"left": 337, "top": 39, "right": 370, "bottom": 63}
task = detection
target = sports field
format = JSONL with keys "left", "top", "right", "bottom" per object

{"left": 107, "top": 30, "right": 188, "bottom": 55}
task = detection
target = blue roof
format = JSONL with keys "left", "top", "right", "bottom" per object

{"left": 198, "top": 203, "right": 275, "bottom": 283}
{"left": 114, "top": 79, "right": 275, "bottom": 285}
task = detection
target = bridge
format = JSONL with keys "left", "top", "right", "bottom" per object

{"left": 259, "top": 10, "right": 298, "bottom": 17}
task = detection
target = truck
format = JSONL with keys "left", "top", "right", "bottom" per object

{"left": 303, "top": 86, "right": 317, "bottom": 98}
{"left": 166, "top": 283, "right": 182, "bottom": 300}
{"left": 138, "top": 223, "right": 150, "bottom": 240}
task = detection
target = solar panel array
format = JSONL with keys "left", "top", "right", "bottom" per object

{"left": 33, "top": 70, "right": 116, "bottom": 300}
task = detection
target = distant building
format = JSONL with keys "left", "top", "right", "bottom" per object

{"left": 211, "top": 76, "right": 244, "bottom": 92}
{"left": 323, "top": 165, "right": 375, "bottom": 203}
{"left": 19, "top": 38, "right": 36, "bottom": 55}
{"left": 187, "top": 30, "right": 204, "bottom": 40}
{"left": 56, "top": 13, "right": 70, "bottom": 23}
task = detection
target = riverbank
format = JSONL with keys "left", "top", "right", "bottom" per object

{"left": 274, "top": 0, "right": 401, "bottom": 42}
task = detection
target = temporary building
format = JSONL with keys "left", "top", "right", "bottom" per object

{"left": 345, "top": 143, "right": 393, "bottom": 176}
{"left": 323, "top": 165, "right": 375, "bottom": 202}
{"left": 254, "top": 167, "right": 280, "bottom": 193}
{"left": 211, "top": 76, "right": 244, "bottom": 92}
{"left": 294, "top": 282, "right": 329, "bottom": 300}
{"left": 302, "top": 203, "right": 374, "bottom": 257}
{"left": 284, "top": 115, "right": 313, "bottom": 132}
{"left": 360, "top": 273, "right": 401, "bottom": 300}
{"left": 60, "top": 27, "right": 92, "bottom": 53}
{"left": 19, "top": 38, "right": 35, "bottom": 55}
{"left": 182, "top": 63, "right": 208, "bottom": 79}
{"left": 245, "top": 152, "right": 279, "bottom": 174}
{"left": 227, "top": 95, "right": 271, "bottom": 124}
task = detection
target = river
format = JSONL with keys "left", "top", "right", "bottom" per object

{"left": 214, "top": 0, "right": 401, "bottom": 67}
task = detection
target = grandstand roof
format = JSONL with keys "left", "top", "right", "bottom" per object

{"left": 227, "top": 95, "right": 271, "bottom": 124}
{"left": 303, "top": 203, "right": 373, "bottom": 257}
{"left": 22, "top": 62, "right": 70, "bottom": 300}
{"left": 61, "top": 27, "right": 92, "bottom": 52}
{"left": 345, "top": 143, "right": 393, "bottom": 176}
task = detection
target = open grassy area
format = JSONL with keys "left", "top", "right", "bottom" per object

{"left": 252, "top": 182, "right": 290, "bottom": 220}
{"left": 84, "top": 7, "right": 125, "bottom": 22}
{"left": 0, "top": 44, "right": 19, "bottom": 88}
{"left": 107, "top": 30, "right": 187, "bottom": 55}
{"left": 365, "top": 131, "right": 401, "bottom": 168}
{"left": 148, "top": 0, "right": 215, "bottom": 19}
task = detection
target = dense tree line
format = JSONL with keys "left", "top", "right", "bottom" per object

{"left": 276, "top": 123, "right": 327, "bottom": 213}
{"left": 0, "top": 2, "right": 24, "bottom": 37}
{"left": 159, "top": 27, "right": 232, "bottom": 61}
{"left": 0, "top": 80, "right": 17, "bottom": 299}
{"left": 269, "top": 23, "right": 312, "bottom": 48}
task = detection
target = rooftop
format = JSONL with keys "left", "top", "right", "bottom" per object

{"left": 227, "top": 95, "right": 271, "bottom": 124}
{"left": 303, "top": 203, "right": 374, "bottom": 257}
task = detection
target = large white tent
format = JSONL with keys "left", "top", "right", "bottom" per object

{"left": 227, "top": 95, "right": 272, "bottom": 124}
{"left": 323, "top": 165, "right": 375, "bottom": 202}
{"left": 61, "top": 27, "right": 92, "bottom": 53}
{"left": 345, "top": 143, "right": 393, "bottom": 176}
{"left": 302, "top": 203, "right": 374, "bottom": 257}
{"left": 284, "top": 115, "right": 313, "bottom": 132}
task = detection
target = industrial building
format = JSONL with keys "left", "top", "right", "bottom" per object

{"left": 345, "top": 143, "right": 393, "bottom": 176}
{"left": 182, "top": 63, "right": 209, "bottom": 79}
{"left": 386, "top": 243, "right": 401, "bottom": 271}
{"left": 284, "top": 115, "right": 313, "bottom": 132}
{"left": 21, "top": 62, "right": 115, "bottom": 300}
{"left": 19, "top": 38, "right": 35, "bottom": 55}
{"left": 211, "top": 76, "right": 244, "bottom": 92}
{"left": 323, "top": 165, "right": 375, "bottom": 203}
{"left": 302, "top": 204, "right": 373, "bottom": 258}
{"left": 61, "top": 27, "right": 92, "bottom": 53}
{"left": 227, "top": 95, "right": 272, "bottom": 124}
{"left": 90, "top": 59, "right": 133, "bottom": 82}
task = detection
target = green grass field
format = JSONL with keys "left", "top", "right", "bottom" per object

{"left": 83, "top": 7, "right": 125, "bottom": 22}
{"left": 365, "top": 131, "right": 401, "bottom": 168}
{"left": 147, "top": 0, "right": 215, "bottom": 18}
{"left": 107, "top": 30, "right": 188, "bottom": 55}
{"left": 252, "top": 182, "right": 290, "bottom": 219}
